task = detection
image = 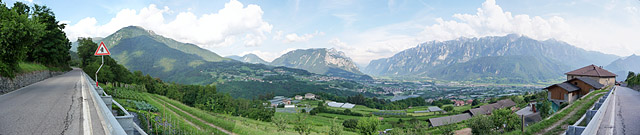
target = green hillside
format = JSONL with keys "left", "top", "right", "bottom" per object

{"left": 100, "top": 26, "right": 230, "bottom": 62}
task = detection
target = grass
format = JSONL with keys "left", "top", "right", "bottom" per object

{"left": 18, "top": 62, "right": 49, "bottom": 73}
{"left": 151, "top": 94, "right": 352, "bottom": 135}
{"left": 145, "top": 94, "right": 226, "bottom": 135}
{"left": 140, "top": 92, "right": 210, "bottom": 134}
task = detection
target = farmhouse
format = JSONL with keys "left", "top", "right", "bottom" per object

{"left": 545, "top": 77, "right": 604, "bottom": 104}
{"left": 565, "top": 64, "right": 616, "bottom": 86}
{"left": 304, "top": 93, "right": 316, "bottom": 99}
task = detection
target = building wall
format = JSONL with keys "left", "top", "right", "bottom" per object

{"left": 548, "top": 86, "right": 567, "bottom": 100}
{"left": 567, "top": 75, "right": 615, "bottom": 86}
{"left": 568, "top": 79, "right": 596, "bottom": 96}
{"left": 566, "top": 92, "right": 579, "bottom": 103}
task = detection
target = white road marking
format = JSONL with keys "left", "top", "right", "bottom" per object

{"left": 81, "top": 74, "right": 93, "bottom": 135}
{"left": 607, "top": 87, "right": 616, "bottom": 135}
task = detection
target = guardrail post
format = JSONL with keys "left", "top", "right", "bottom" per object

{"left": 116, "top": 115, "right": 135, "bottom": 135}
{"left": 96, "top": 87, "right": 104, "bottom": 96}
{"left": 585, "top": 110, "right": 597, "bottom": 122}
{"left": 101, "top": 95, "right": 113, "bottom": 112}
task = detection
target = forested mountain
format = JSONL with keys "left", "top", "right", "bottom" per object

{"left": 364, "top": 34, "right": 619, "bottom": 83}
{"left": 100, "top": 26, "right": 230, "bottom": 62}
{"left": 226, "top": 54, "right": 268, "bottom": 64}
{"left": 271, "top": 48, "right": 372, "bottom": 80}
{"left": 605, "top": 54, "right": 640, "bottom": 81}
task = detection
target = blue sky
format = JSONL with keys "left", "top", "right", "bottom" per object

{"left": 5, "top": 0, "right": 640, "bottom": 67}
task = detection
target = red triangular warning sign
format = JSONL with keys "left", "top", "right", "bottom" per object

{"left": 94, "top": 41, "right": 111, "bottom": 56}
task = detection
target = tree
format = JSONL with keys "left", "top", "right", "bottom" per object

{"left": 627, "top": 71, "right": 635, "bottom": 81}
{"left": 272, "top": 115, "right": 287, "bottom": 132}
{"left": 0, "top": 2, "right": 44, "bottom": 77}
{"left": 344, "top": 109, "right": 351, "bottom": 114}
{"left": 467, "top": 115, "right": 494, "bottom": 135}
{"left": 329, "top": 117, "right": 343, "bottom": 135}
{"left": 444, "top": 106, "right": 454, "bottom": 112}
{"left": 342, "top": 119, "right": 358, "bottom": 129}
{"left": 293, "top": 113, "right": 311, "bottom": 135}
{"left": 539, "top": 100, "right": 552, "bottom": 118}
{"left": 490, "top": 108, "right": 521, "bottom": 132}
{"left": 471, "top": 99, "right": 480, "bottom": 106}
{"left": 26, "top": 4, "right": 71, "bottom": 69}
{"left": 357, "top": 116, "right": 380, "bottom": 135}
{"left": 511, "top": 96, "right": 525, "bottom": 105}
{"left": 405, "top": 120, "right": 429, "bottom": 135}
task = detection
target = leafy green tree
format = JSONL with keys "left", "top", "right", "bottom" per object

{"left": 329, "top": 117, "right": 343, "bottom": 135}
{"left": 293, "top": 113, "right": 311, "bottom": 135}
{"left": 271, "top": 115, "right": 287, "bottom": 132}
{"left": 26, "top": 4, "right": 71, "bottom": 69}
{"left": 0, "top": 2, "right": 44, "bottom": 77}
{"left": 627, "top": 71, "right": 635, "bottom": 82}
{"left": 511, "top": 96, "right": 525, "bottom": 105}
{"left": 444, "top": 106, "right": 454, "bottom": 112}
{"left": 357, "top": 116, "right": 380, "bottom": 135}
{"left": 472, "top": 99, "right": 480, "bottom": 106}
{"left": 467, "top": 115, "right": 494, "bottom": 135}
{"left": 490, "top": 108, "right": 521, "bottom": 132}
{"left": 405, "top": 120, "right": 429, "bottom": 135}
{"left": 539, "top": 100, "right": 552, "bottom": 118}
{"left": 342, "top": 119, "right": 358, "bottom": 129}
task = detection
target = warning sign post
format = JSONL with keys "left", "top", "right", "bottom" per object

{"left": 94, "top": 41, "right": 110, "bottom": 87}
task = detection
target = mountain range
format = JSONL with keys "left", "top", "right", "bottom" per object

{"left": 226, "top": 54, "right": 268, "bottom": 64}
{"left": 271, "top": 48, "right": 372, "bottom": 80}
{"left": 364, "top": 34, "right": 621, "bottom": 84}
{"left": 605, "top": 54, "right": 640, "bottom": 81}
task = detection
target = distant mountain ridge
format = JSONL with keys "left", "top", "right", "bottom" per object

{"left": 226, "top": 54, "right": 268, "bottom": 64}
{"left": 271, "top": 48, "right": 372, "bottom": 80}
{"left": 364, "top": 34, "right": 619, "bottom": 83}
{"left": 605, "top": 54, "right": 640, "bottom": 81}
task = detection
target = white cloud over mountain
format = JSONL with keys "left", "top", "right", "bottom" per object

{"left": 64, "top": 0, "right": 272, "bottom": 49}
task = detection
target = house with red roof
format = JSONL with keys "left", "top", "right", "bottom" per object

{"left": 565, "top": 64, "right": 616, "bottom": 86}
{"left": 544, "top": 65, "right": 613, "bottom": 104}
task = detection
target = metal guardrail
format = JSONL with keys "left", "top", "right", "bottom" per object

{"left": 83, "top": 73, "right": 147, "bottom": 135}
{"left": 565, "top": 86, "right": 615, "bottom": 135}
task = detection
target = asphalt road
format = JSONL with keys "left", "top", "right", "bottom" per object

{"left": 613, "top": 86, "right": 640, "bottom": 135}
{"left": 0, "top": 69, "right": 105, "bottom": 135}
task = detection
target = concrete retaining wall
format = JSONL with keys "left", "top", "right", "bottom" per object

{"left": 0, "top": 70, "right": 65, "bottom": 94}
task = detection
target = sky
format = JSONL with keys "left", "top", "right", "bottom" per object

{"left": 5, "top": 0, "right": 640, "bottom": 67}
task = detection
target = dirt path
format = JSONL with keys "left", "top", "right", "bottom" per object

{"left": 538, "top": 92, "right": 604, "bottom": 134}
{"left": 151, "top": 98, "right": 202, "bottom": 130}
{"left": 151, "top": 97, "right": 237, "bottom": 135}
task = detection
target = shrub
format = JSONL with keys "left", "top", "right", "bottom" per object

{"left": 343, "top": 119, "right": 358, "bottom": 129}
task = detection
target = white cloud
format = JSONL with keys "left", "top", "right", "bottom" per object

{"left": 418, "top": 0, "right": 573, "bottom": 42}
{"left": 282, "top": 31, "right": 324, "bottom": 43}
{"left": 64, "top": 0, "right": 272, "bottom": 48}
